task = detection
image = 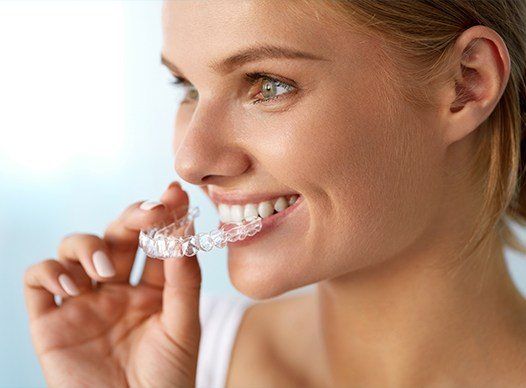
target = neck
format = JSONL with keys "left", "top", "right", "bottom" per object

{"left": 315, "top": 229, "right": 526, "bottom": 387}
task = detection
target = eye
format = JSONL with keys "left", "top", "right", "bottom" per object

{"left": 244, "top": 72, "right": 296, "bottom": 104}
{"left": 168, "top": 76, "right": 198, "bottom": 103}
{"left": 167, "top": 73, "right": 296, "bottom": 105}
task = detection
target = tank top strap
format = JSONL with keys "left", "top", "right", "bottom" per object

{"left": 196, "top": 293, "right": 254, "bottom": 388}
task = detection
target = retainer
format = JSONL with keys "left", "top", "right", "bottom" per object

{"left": 138, "top": 206, "right": 263, "bottom": 259}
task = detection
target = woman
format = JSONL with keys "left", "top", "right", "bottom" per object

{"left": 23, "top": 0, "right": 526, "bottom": 386}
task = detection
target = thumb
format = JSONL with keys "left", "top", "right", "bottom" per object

{"left": 160, "top": 218, "right": 202, "bottom": 351}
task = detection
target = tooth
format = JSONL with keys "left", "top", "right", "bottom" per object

{"left": 274, "top": 197, "right": 288, "bottom": 212}
{"left": 288, "top": 195, "right": 298, "bottom": 205}
{"left": 218, "top": 204, "right": 231, "bottom": 222}
{"left": 257, "top": 201, "right": 274, "bottom": 218}
{"left": 244, "top": 203, "right": 258, "bottom": 220}
{"left": 230, "top": 205, "right": 244, "bottom": 222}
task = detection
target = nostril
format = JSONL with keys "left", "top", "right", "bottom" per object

{"left": 202, "top": 175, "right": 214, "bottom": 183}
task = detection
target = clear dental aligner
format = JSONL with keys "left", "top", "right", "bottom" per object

{"left": 138, "top": 206, "right": 263, "bottom": 259}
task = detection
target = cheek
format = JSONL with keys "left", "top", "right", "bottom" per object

{"left": 307, "top": 100, "right": 446, "bottom": 272}
{"left": 331, "top": 123, "right": 442, "bottom": 265}
{"left": 242, "top": 79, "right": 445, "bottom": 279}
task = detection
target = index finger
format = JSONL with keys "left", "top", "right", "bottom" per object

{"left": 103, "top": 180, "right": 188, "bottom": 249}
{"left": 103, "top": 199, "right": 173, "bottom": 250}
{"left": 139, "top": 182, "right": 191, "bottom": 288}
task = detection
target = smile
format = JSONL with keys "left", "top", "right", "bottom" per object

{"left": 216, "top": 194, "right": 299, "bottom": 223}
{"left": 206, "top": 189, "right": 305, "bottom": 246}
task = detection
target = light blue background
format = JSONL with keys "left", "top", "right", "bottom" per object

{"left": 1, "top": 1, "right": 525, "bottom": 387}
{"left": 0, "top": 1, "right": 243, "bottom": 387}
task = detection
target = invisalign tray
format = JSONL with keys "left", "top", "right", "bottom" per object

{"left": 138, "top": 206, "right": 263, "bottom": 259}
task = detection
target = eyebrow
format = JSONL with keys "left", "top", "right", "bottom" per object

{"left": 160, "top": 44, "right": 329, "bottom": 76}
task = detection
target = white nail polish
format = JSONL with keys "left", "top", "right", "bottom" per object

{"left": 92, "top": 250, "right": 116, "bottom": 278}
{"left": 140, "top": 200, "right": 164, "bottom": 211}
{"left": 58, "top": 274, "right": 80, "bottom": 296}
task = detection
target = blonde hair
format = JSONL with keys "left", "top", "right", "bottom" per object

{"left": 291, "top": 0, "right": 526, "bottom": 261}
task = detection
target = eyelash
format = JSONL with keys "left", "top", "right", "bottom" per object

{"left": 168, "top": 72, "right": 296, "bottom": 104}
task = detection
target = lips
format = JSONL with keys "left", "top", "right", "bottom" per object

{"left": 202, "top": 186, "right": 305, "bottom": 246}
{"left": 207, "top": 188, "right": 299, "bottom": 205}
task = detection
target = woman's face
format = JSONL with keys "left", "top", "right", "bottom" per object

{"left": 162, "top": 0, "right": 447, "bottom": 299}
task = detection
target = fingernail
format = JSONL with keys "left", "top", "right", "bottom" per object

{"left": 58, "top": 274, "right": 80, "bottom": 296}
{"left": 140, "top": 200, "right": 165, "bottom": 211}
{"left": 92, "top": 250, "right": 116, "bottom": 277}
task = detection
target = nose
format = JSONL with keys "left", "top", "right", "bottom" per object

{"left": 173, "top": 101, "right": 251, "bottom": 186}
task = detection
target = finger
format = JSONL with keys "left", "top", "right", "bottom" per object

{"left": 160, "top": 220, "right": 202, "bottom": 352}
{"left": 106, "top": 199, "right": 173, "bottom": 284}
{"left": 103, "top": 198, "right": 175, "bottom": 249}
{"left": 102, "top": 197, "right": 178, "bottom": 281}
{"left": 24, "top": 259, "right": 81, "bottom": 320}
{"left": 139, "top": 255, "right": 164, "bottom": 289}
{"left": 140, "top": 181, "right": 190, "bottom": 288}
{"left": 57, "top": 233, "right": 119, "bottom": 282}
{"left": 160, "top": 181, "right": 190, "bottom": 216}
{"left": 57, "top": 259, "right": 94, "bottom": 292}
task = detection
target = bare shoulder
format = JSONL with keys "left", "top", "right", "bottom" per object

{"left": 226, "top": 290, "right": 319, "bottom": 388}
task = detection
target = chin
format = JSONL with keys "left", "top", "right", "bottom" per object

{"left": 218, "top": 200, "right": 313, "bottom": 299}
{"left": 228, "top": 249, "right": 314, "bottom": 300}
{"left": 226, "top": 252, "right": 293, "bottom": 300}
{"left": 225, "top": 244, "right": 324, "bottom": 300}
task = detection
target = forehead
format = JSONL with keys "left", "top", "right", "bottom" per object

{"left": 161, "top": 0, "right": 372, "bottom": 75}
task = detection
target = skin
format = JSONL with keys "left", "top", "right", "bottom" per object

{"left": 24, "top": 0, "right": 526, "bottom": 387}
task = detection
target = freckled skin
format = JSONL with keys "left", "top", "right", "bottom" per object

{"left": 21, "top": 1, "right": 526, "bottom": 387}
{"left": 161, "top": 1, "right": 526, "bottom": 386}
{"left": 164, "top": 0, "right": 446, "bottom": 298}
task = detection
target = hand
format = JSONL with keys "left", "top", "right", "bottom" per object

{"left": 23, "top": 182, "right": 202, "bottom": 388}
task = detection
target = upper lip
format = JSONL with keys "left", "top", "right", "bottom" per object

{"left": 207, "top": 187, "right": 300, "bottom": 206}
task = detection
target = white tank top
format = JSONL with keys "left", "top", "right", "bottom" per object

{"left": 196, "top": 293, "right": 254, "bottom": 388}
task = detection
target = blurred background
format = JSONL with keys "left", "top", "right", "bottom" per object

{"left": 0, "top": 1, "right": 249, "bottom": 386}
{"left": 0, "top": 1, "right": 525, "bottom": 387}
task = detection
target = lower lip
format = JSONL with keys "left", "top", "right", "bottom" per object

{"left": 218, "top": 195, "right": 305, "bottom": 247}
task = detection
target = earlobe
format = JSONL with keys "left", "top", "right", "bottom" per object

{"left": 442, "top": 25, "right": 511, "bottom": 145}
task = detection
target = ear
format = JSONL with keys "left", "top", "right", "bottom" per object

{"left": 440, "top": 25, "right": 511, "bottom": 145}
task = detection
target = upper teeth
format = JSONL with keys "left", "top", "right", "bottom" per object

{"left": 218, "top": 195, "right": 299, "bottom": 223}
